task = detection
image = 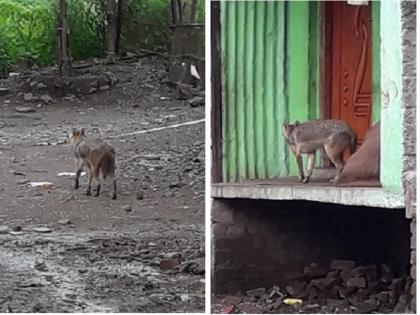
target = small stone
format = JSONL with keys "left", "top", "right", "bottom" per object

{"left": 187, "top": 96, "right": 205, "bottom": 107}
{"left": 17, "top": 179, "right": 30, "bottom": 185}
{"left": 246, "top": 287, "right": 266, "bottom": 298}
{"left": 36, "top": 82, "right": 47, "bottom": 89}
{"left": 40, "top": 94, "right": 53, "bottom": 103}
{"left": 9, "top": 231, "right": 24, "bottom": 235}
{"left": 15, "top": 106, "right": 35, "bottom": 113}
{"left": 331, "top": 259, "right": 356, "bottom": 271}
{"left": 346, "top": 277, "right": 367, "bottom": 288}
{"left": 122, "top": 205, "right": 132, "bottom": 212}
{"left": 99, "top": 84, "right": 110, "bottom": 91}
{"left": 0, "top": 225, "right": 10, "bottom": 234}
{"left": 19, "top": 279, "right": 44, "bottom": 288}
{"left": 326, "top": 298, "right": 349, "bottom": 308}
{"left": 286, "top": 281, "right": 307, "bottom": 298}
{"left": 23, "top": 93, "right": 35, "bottom": 102}
{"left": 224, "top": 296, "right": 242, "bottom": 305}
{"left": 33, "top": 227, "right": 52, "bottom": 233}
{"left": 34, "top": 259, "right": 48, "bottom": 271}
{"left": 160, "top": 252, "right": 182, "bottom": 270}
{"left": 303, "top": 262, "right": 328, "bottom": 279}
{"left": 180, "top": 294, "right": 191, "bottom": 302}
{"left": 36, "top": 103, "right": 43, "bottom": 108}
{"left": 58, "top": 219, "right": 71, "bottom": 225}
{"left": 354, "top": 298, "right": 379, "bottom": 313}
{"left": 12, "top": 225, "right": 22, "bottom": 232}
{"left": 0, "top": 87, "right": 10, "bottom": 95}
{"left": 136, "top": 190, "right": 144, "bottom": 200}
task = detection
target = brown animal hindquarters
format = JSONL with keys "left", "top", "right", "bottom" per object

{"left": 333, "top": 123, "right": 380, "bottom": 187}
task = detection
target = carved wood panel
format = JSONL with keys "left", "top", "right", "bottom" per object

{"left": 330, "top": 2, "right": 372, "bottom": 147}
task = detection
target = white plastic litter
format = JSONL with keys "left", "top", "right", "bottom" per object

{"left": 29, "top": 182, "right": 53, "bottom": 188}
{"left": 190, "top": 64, "right": 200, "bottom": 80}
{"left": 57, "top": 172, "right": 86, "bottom": 178}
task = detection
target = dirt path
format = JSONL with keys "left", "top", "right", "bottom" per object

{"left": 0, "top": 56, "right": 204, "bottom": 312}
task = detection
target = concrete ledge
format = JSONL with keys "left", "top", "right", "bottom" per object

{"left": 212, "top": 182, "right": 405, "bottom": 209}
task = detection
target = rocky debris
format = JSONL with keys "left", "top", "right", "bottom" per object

{"left": 33, "top": 226, "right": 52, "bottom": 233}
{"left": 34, "top": 259, "right": 48, "bottom": 272}
{"left": 0, "top": 87, "right": 10, "bottom": 95}
{"left": 178, "top": 257, "right": 205, "bottom": 275}
{"left": 122, "top": 204, "right": 132, "bottom": 212}
{"left": 160, "top": 252, "right": 182, "bottom": 270}
{"left": 331, "top": 259, "right": 356, "bottom": 271}
{"left": 0, "top": 225, "right": 10, "bottom": 234}
{"left": 214, "top": 261, "right": 411, "bottom": 314}
{"left": 40, "top": 94, "right": 53, "bottom": 104}
{"left": 15, "top": 106, "right": 35, "bottom": 113}
{"left": 246, "top": 287, "right": 266, "bottom": 298}
{"left": 57, "top": 219, "right": 71, "bottom": 225}
{"left": 188, "top": 96, "right": 205, "bottom": 107}
{"left": 136, "top": 190, "right": 144, "bottom": 200}
{"left": 23, "top": 92, "right": 38, "bottom": 102}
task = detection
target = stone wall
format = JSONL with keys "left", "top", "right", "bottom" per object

{"left": 400, "top": 1, "right": 416, "bottom": 312}
{"left": 212, "top": 199, "right": 410, "bottom": 294}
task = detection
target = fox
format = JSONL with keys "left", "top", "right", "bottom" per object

{"left": 69, "top": 128, "right": 117, "bottom": 199}
{"left": 282, "top": 119, "right": 357, "bottom": 183}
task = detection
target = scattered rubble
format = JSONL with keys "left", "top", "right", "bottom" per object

{"left": 213, "top": 260, "right": 412, "bottom": 314}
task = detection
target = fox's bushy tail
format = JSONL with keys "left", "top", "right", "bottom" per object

{"left": 349, "top": 132, "right": 357, "bottom": 155}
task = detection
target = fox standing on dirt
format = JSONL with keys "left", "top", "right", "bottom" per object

{"left": 282, "top": 119, "right": 357, "bottom": 183}
{"left": 69, "top": 128, "right": 117, "bottom": 199}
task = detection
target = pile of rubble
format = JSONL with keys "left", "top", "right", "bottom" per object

{"left": 216, "top": 260, "right": 412, "bottom": 314}
{"left": 282, "top": 260, "right": 411, "bottom": 313}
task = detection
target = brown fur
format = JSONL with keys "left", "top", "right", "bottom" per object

{"left": 282, "top": 119, "right": 357, "bottom": 183}
{"left": 333, "top": 122, "right": 380, "bottom": 187}
{"left": 69, "top": 128, "right": 117, "bottom": 199}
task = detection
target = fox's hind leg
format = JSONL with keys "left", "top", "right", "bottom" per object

{"left": 74, "top": 159, "right": 83, "bottom": 189}
{"left": 112, "top": 178, "right": 117, "bottom": 199}
{"left": 93, "top": 164, "right": 101, "bottom": 197}
{"left": 86, "top": 164, "right": 93, "bottom": 196}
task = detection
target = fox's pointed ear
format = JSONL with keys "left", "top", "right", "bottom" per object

{"left": 70, "top": 128, "right": 77, "bottom": 135}
{"left": 80, "top": 128, "right": 86, "bottom": 136}
{"left": 294, "top": 120, "right": 300, "bottom": 125}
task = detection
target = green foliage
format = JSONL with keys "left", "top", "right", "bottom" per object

{"left": 0, "top": 0, "right": 56, "bottom": 69}
{"left": 67, "top": 0, "right": 106, "bottom": 60}
{"left": 0, "top": 0, "right": 205, "bottom": 75}
{"left": 121, "top": 0, "right": 171, "bottom": 52}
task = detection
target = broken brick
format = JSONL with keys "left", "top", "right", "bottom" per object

{"left": 346, "top": 277, "right": 367, "bottom": 288}
{"left": 331, "top": 259, "right": 356, "bottom": 271}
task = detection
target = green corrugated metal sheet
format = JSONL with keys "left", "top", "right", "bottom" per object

{"left": 221, "top": 1, "right": 318, "bottom": 182}
{"left": 221, "top": 1, "right": 288, "bottom": 182}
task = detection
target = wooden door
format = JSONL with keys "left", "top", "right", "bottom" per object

{"left": 329, "top": 2, "right": 372, "bottom": 147}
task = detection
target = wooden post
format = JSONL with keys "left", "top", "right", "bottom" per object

{"left": 57, "top": 0, "right": 71, "bottom": 77}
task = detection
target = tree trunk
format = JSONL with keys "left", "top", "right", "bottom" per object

{"left": 105, "top": 0, "right": 118, "bottom": 63}
{"left": 57, "top": 0, "right": 71, "bottom": 77}
{"left": 115, "top": 0, "right": 125, "bottom": 54}
{"left": 190, "top": 0, "right": 198, "bottom": 23}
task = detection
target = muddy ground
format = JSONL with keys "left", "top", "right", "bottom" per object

{"left": 0, "top": 56, "right": 204, "bottom": 312}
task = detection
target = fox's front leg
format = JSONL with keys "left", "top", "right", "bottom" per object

{"left": 302, "top": 153, "right": 315, "bottom": 183}
{"left": 295, "top": 154, "right": 305, "bottom": 182}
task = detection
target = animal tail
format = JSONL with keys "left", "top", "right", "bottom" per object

{"left": 100, "top": 153, "right": 115, "bottom": 179}
{"left": 349, "top": 132, "right": 357, "bottom": 155}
